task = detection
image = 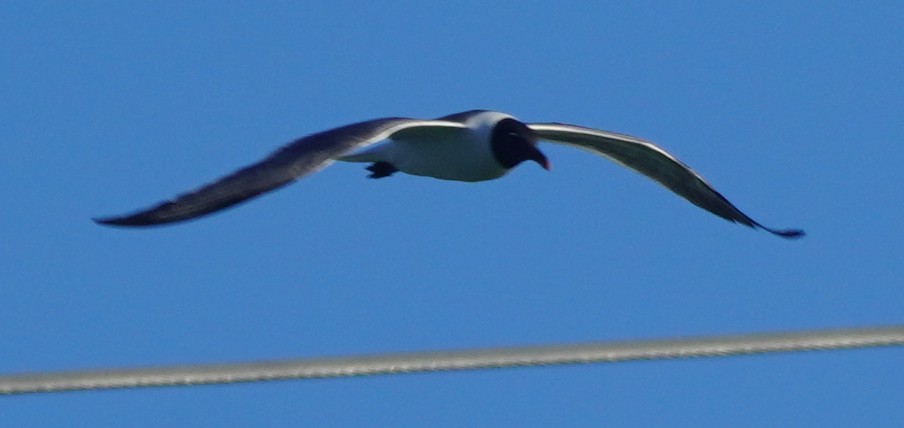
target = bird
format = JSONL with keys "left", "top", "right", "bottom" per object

{"left": 94, "top": 110, "right": 804, "bottom": 238}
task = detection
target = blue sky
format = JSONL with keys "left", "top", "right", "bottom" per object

{"left": 3, "top": 1, "right": 902, "bottom": 426}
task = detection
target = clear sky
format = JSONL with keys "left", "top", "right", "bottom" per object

{"left": 3, "top": 1, "right": 902, "bottom": 426}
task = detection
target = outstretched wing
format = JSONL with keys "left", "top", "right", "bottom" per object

{"left": 528, "top": 122, "right": 803, "bottom": 238}
{"left": 95, "top": 118, "right": 466, "bottom": 226}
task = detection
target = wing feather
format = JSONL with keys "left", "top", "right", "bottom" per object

{"left": 95, "top": 118, "right": 464, "bottom": 226}
{"left": 529, "top": 122, "right": 803, "bottom": 238}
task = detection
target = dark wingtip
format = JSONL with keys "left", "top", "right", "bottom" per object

{"left": 92, "top": 198, "right": 200, "bottom": 227}
{"left": 767, "top": 228, "right": 806, "bottom": 239}
{"left": 93, "top": 216, "right": 135, "bottom": 227}
{"left": 93, "top": 216, "right": 122, "bottom": 226}
{"left": 92, "top": 214, "right": 167, "bottom": 227}
{"left": 93, "top": 217, "right": 110, "bottom": 225}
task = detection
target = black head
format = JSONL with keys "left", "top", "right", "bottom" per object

{"left": 490, "top": 118, "right": 550, "bottom": 170}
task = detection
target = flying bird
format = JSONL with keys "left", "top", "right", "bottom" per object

{"left": 94, "top": 110, "right": 804, "bottom": 238}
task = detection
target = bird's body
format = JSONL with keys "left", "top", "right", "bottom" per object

{"left": 339, "top": 111, "right": 513, "bottom": 182}
{"left": 95, "top": 110, "right": 804, "bottom": 238}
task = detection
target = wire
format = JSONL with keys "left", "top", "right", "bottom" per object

{"left": 2, "top": 325, "right": 902, "bottom": 395}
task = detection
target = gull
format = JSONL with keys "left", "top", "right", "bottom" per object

{"left": 94, "top": 110, "right": 804, "bottom": 238}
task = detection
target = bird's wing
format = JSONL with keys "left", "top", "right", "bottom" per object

{"left": 95, "top": 118, "right": 467, "bottom": 227}
{"left": 528, "top": 122, "right": 804, "bottom": 238}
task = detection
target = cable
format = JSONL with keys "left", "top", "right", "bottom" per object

{"left": 2, "top": 325, "right": 902, "bottom": 395}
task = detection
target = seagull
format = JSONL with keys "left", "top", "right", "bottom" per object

{"left": 94, "top": 110, "right": 804, "bottom": 238}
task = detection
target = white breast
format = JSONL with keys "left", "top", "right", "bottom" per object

{"left": 382, "top": 135, "right": 491, "bottom": 181}
{"left": 341, "top": 111, "right": 518, "bottom": 182}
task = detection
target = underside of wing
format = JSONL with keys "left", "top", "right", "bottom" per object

{"left": 95, "top": 118, "right": 465, "bottom": 227}
{"left": 528, "top": 122, "right": 803, "bottom": 238}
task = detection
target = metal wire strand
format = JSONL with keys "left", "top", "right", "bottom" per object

{"left": 2, "top": 325, "right": 902, "bottom": 395}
